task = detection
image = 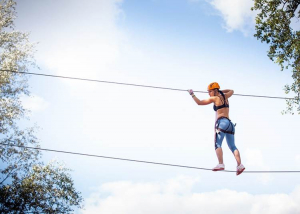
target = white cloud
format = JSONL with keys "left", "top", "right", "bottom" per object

{"left": 208, "top": 0, "right": 256, "bottom": 35}
{"left": 245, "top": 148, "right": 265, "bottom": 168}
{"left": 21, "top": 94, "right": 48, "bottom": 112}
{"left": 81, "top": 177, "right": 300, "bottom": 214}
{"left": 41, "top": 0, "right": 126, "bottom": 94}
{"left": 208, "top": 0, "right": 300, "bottom": 35}
{"left": 245, "top": 148, "right": 273, "bottom": 184}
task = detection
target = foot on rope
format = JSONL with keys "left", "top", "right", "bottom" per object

{"left": 212, "top": 164, "right": 225, "bottom": 171}
{"left": 236, "top": 164, "right": 245, "bottom": 176}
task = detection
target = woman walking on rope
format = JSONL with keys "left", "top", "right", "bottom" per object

{"left": 188, "top": 82, "right": 245, "bottom": 175}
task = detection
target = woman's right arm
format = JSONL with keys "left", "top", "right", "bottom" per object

{"left": 188, "top": 89, "right": 215, "bottom": 105}
{"left": 221, "top": 89, "right": 234, "bottom": 99}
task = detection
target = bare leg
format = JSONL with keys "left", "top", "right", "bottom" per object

{"left": 215, "top": 148, "right": 223, "bottom": 164}
{"left": 233, "top": 149, "right": 241, "bottom": 166}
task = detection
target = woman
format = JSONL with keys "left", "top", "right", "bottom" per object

{"left": 188, "top": 82, "right": 245, "bottom": 175}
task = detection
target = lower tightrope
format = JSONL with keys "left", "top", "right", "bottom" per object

{"left": 1, "top": 143, "right": 299, "bottom": 173}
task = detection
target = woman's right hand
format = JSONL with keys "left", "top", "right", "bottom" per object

{"left": 188, "top": 89, "right": 194, "bottom": 95}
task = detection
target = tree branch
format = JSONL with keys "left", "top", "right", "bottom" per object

{"left": 0, "top": 157, "right": 23, "bottom": 185}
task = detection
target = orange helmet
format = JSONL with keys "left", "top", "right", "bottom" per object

{"left": 207, "top": 82, "right": 220, "bottom": 91}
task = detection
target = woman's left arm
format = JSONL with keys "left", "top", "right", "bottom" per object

{"left": 222, "top": 89, "right": 234, "bottom": 99}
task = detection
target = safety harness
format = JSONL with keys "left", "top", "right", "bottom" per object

{"left": 214, "top": 117, "right": 236, "bottom": 150}
{"left": 215, "top": 117, "right": 235, "bottom": 135}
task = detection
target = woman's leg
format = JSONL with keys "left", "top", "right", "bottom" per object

{"left": 233, "top": 149, "right": 241, "bottom": 166}
{"left": 216, "top": 147, "right": 224, "bottom": 164}
{"left": 215, "top": 131, "right": 226, "bottom": 164}
{"left": 225, "top": 133, "right": 241, "bottom": 166}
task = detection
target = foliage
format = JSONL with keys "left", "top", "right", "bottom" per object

{"left": 0, "top": 160, "right": 82, "bottom": 213}
{"left": 0, "top": 0, "right": 83, "bottom": 212}
{"left": 252, "top": 0, "right": 300, "bottom": 114}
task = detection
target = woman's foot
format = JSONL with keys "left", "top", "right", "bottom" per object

{"left": 212, "top": 164, "right": 225, "bottom": 171}
{"left": 236, "top": 164, "right": 245, "bottom": 175}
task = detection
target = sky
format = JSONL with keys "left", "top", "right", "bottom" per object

{"left": 13, "top": 0, "right": 300, "bottom": 213}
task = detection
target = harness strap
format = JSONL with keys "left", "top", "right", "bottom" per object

{"left": 215, "top": 117, "right": 235, "bottom": 135}
{"left": 217, "top": 128, "right": 235, "bottom": 135}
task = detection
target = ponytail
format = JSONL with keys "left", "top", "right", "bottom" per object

{"left": 219, "top": 90, "right": 224, "bottom": 96}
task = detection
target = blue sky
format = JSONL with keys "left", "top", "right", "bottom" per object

{"left": 14, "top": 0, "right": 300, "bottom": 213}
